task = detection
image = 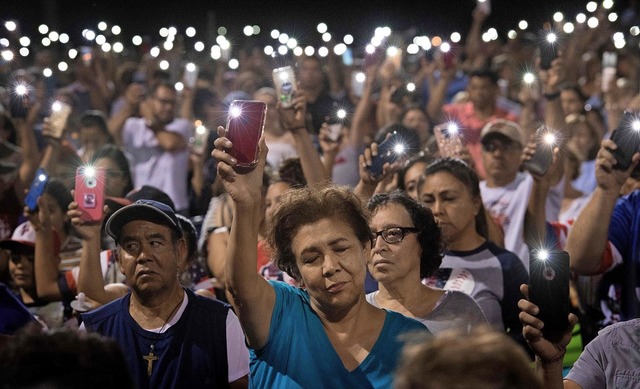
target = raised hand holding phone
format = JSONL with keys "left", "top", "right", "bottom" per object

{"left": 225, "top": 100, "right": 267, "bottom": 174}
{"left": 523, "top": 126, "right": 557, "bottom": 176}
{"left": 434, "top": 122, "right": 465, "bottom": 158}
{"left": 528, "top": 249, "right": 571, "bottom": 343}
{"left": 25, "top": 168, "right": 49, "bottom": 213}
{"left": 367, "top": 131, "right": 406, "bottom": 178}
{"left": 46, "top": 101, "right": 72, "bottom": 139}
{"left": 608, "top": 111, "right": 640, "bottom": 171}
{"left": 74, "top": 166, "right": 105, "bottom": 223}
{"left": 273, "top": 66, "right": 297, "bottom": 108}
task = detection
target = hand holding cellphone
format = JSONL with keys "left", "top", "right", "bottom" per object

{"left": 538, "top": 31, "right": 559, "bottom": 70}
{"left": 434, "top": 123, "right": 464, "bottom": 158}
{"left": 523, "top": 126, "right": 556, "bottom": 176}
{"left": 272, "top": 66, "right": 296, "bottom": 108}
{"left": 529, "top": 249, "right": 571, "bottom": 343}
{"left": 609, "top": 111, "right": 640, "bottom": 171}
{"left": 74, "top": 166, "right": 105, "bottom": 223}
{"left": 601, "top": 52, "right": 618, "bottom": 93}
{"left": 183, "top": 63, "right": 199, "bottom": 89}
{"left": 191, "top": 124, "right": 211, "bottom": 156}
{"left": 25, "top": 168, "right": 49, "bottom": 213}
{"left": 225, "top": 100, "right": 267, "bottom": 174}
{"left": 47, "top": 101, "right": 72, "bottom": 139}
{"left": 368, "top": 131, "right": 406, "bottom": 178}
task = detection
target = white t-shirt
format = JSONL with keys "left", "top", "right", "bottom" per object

{"left": 122, "top": 117, "right": 191, "bottom": 211}
{"left": 481, "top": 172, "right": 533, "bottom": 271}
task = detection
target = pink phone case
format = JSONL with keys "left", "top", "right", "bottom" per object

{"left": 74, "top": 167, "right": 105, "bottom": 223}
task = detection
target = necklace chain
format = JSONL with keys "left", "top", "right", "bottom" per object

{"left": 142, "top": 295, "right": 183, "bottom": 377}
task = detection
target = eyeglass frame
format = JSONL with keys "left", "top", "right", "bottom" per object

{"left": 371, "top": 227, "right": 420, "bottom": 244}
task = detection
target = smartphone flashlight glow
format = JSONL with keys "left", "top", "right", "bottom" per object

{"left": 37, "top": 173, "right": 47, "bottom": 182}
{"left": 386, "top": 46, "right": 399, "bottom": 57}
{"left": 546, "top": 33, "right": 557, "bottom": 44}
{"left": 632, "top": 120, "right": 640, "bottom": 132}
{"left": 523, "top": 72, "right": 535, "bottom": 84}
{"left": 446, "top": 122, "right": 459, "bottom": 135}
{"left": 196, "top": 125, "right": 207, "bottom": 135}
{"left": 543, "top": 133, "right": 556, "bottom": 145}
{"left": 15, "top": 83, "right": 28, "bottom": 96}
{"left": 337, "top": 109, "right": 347, "bottom": 119}
{"left": 393, "top": 143, "right": 406, "bottom": 154}
{"left": 83, "top": 166, "right": 96, "bottom": 178}
{"left": 537, "top": 249, "right": 550, "bottom": 261}
{"left": 51, "top": 101, "right": 62, "bottom": 112}
{"left": 186, "top": 62, "right": 196, "bottom": 72}
{"left": 230, "top": 105, "right": 242, "bottom": 118}
{"left": 355, "top": 72, "right": 366, "bottom": 83}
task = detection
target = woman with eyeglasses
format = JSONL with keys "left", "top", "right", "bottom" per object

{"left": 366, "top": 190, "right": 487, "bottom": 334}
{"left": 417, "top": 158, "right": 528, "bottom": 342}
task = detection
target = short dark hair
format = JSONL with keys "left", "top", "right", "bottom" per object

{"left": 0, "top": 326, "right": 134, "bottom": 389}
{"left": 149, "top": 80, "right": 175, "bottom": 97}
{"left": 45, "top": 180, "right": 73, "bottom": 234}
{"left": 267, "top": 185, "right": 371, "bottom": 281}
{"left": 80, "top": 110, "right": 111, "bottom": 140}
{"left": 368, "top": 190, "right": 443, "bottom": 277}
{"left": 468, "top": 69, "right": 499, "bottom": 85}
{"left": 90, "top": 145, "right": 134, "bottom": 197}
{"left": 419, "top": 158, "right": 488, "bottom": 239}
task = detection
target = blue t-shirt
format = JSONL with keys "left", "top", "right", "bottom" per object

{"left": 250, "top": 281, "right": 428, "bottom": 388}
{"left": 82, "top": 288, "right": 230, "bottom": 389}
{"left": 601, "top": 190, "right": 640, "bottom": 325}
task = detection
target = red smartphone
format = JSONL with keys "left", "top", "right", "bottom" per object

{"left": 225, "top": 100, "right": 267, "bottom": 174}
{"left": 74, "top": 166, "right": 105, "bottom": 223}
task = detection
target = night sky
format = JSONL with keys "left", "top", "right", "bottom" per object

{"left": 1, "top": 0, "right": 630, "bottom": 49}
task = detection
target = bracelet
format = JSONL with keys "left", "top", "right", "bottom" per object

{"left": 543, "top": 91, "right": 561, "bottom": 100}
{"left": 536, "top": 353, "right": 565, "bottom": 365}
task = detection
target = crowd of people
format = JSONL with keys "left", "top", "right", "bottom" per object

{"left": 2, "top": 1, "right": 640, "bottom": 388}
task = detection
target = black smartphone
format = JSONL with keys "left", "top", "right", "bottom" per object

{"left": 523, "top": 126, "right": 555, "bottom": 175}
{"left": 225, "top": 100, "right": 267, "bottom": 174}
{"left": 529, "top": 249, "right": 571, "bottom": 343}
{"left": 368, "top": 131, "right": 405, "bottom": 178}
{"left": 609, "top": 111, "right": 640, "bottom": 171}
{"left": 538, "top": 31, "right": 558, "bottom": 70}
{"left": 24, "top": 168, "right": 49, "bottom": 213}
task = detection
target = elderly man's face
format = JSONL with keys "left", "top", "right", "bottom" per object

{"left": 117, "top": 220, "right": 185, "bottom": 299}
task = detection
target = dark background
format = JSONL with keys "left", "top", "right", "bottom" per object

{"left": 1, "top": 0, "right": 634, "bottom": 49}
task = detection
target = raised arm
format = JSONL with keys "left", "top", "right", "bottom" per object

{"left": 69, "top": 202, "right": 126, "bottom": 305}
{"left": 213, "top": 128, "right": 275, "bottom": 349}
{"left": 565, "top": 139, "right": 639, "bottom": 274}
{"left": 278, "top": 96, "right": 329, "bottom": 185}
{"left": 107, "top": 83, "right": 144, "bottom": 146}
{"left": 30, "top": 197, "right": 63, "bottom": 301}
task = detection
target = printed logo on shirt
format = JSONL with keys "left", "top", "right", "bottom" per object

{"left": 423, "top": 268, "right": 475, "bottom": 295}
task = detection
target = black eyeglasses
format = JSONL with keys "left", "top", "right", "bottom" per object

{"left": 481, "top": 139, "right": 519, "bottom": 153}
{"left": 372, "top": 227, "right": 419, "bottom": 244}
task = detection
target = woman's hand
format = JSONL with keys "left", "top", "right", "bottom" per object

{"left": 212, "top": 126, "right": 268, "bottom": 207}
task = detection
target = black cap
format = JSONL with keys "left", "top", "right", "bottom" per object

{"left": 104, "top": 199, "right": 182, "bottom": 242}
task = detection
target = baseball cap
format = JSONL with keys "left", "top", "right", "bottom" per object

{"left": 104, "top": 199, "right": 183, "bottom": 242}
{"left": 0, "top": 221, "right": 61, "bottom": 254}
{"left": 125, "top": 185, "right": 175, "bottom": 210}
{"left": 480, "top": 119, "right": 525, "bottom": 146}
